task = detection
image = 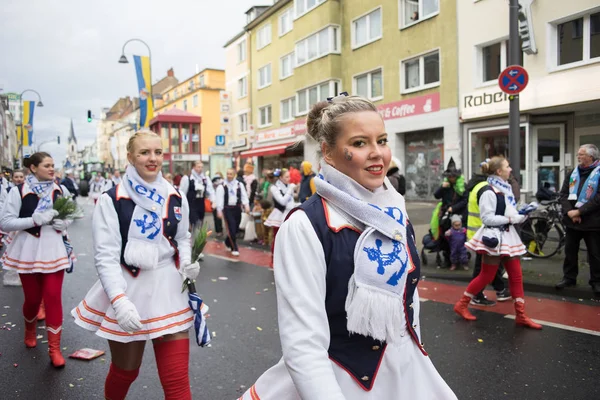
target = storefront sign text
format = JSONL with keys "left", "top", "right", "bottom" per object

{"left": 463, "top": 91, "right": 510, "bottom": 108}
{"left": 377, "top": 92, "right": 440, "bottom": 121}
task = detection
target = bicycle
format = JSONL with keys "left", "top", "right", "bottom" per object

{"left": 519, "top": 198, "right": 566, "bottom": 258}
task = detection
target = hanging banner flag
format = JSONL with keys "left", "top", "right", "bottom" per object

{"left": 133, "top": 55, "right": 154, "bottom": 128}
{"left": 22, "top": 101, "right": 35, "bottom": 147}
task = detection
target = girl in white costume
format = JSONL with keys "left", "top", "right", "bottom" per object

{"left": 2, "top": 169, "right": 25, "bottom": 287}
{"left": 89, "top": 174, "right": 105, "bottom": 204}
{"left": 0, "top": 153, "right": 74, "bottom": 368}
{"left": 71, "top": 131, "right": 200, "bottom": 400}
{"left": 238, "top": 95, "right": 456, "bottom": 400}
{"left": 264, "top": 168, "right": 296, "bottom": 261}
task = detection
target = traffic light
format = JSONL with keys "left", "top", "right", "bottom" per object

{"left": 87, "top": 110, "right": 92, "bottom": 123}
{"left": 518, "top": 2, "right": 537, "bottom": 55}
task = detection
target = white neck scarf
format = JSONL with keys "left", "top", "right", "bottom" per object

{"left": 122, "top": 165, "right": 168, "bottom": 270}
{"left": 190, "top": 170, "right": 205, "bottom": 194}
{"left": 315, "top": 161, "right": 413, "bottom": 343}
{"left": 487, "top": 175, "right": 517, "bottom": 207}
{"left": 26, "top": 174, "right": 55, "bottom": 213}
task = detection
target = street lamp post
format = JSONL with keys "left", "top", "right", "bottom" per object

{"left": 118, "top": 38, "right": 153, "bottom": 100}
{"left": 18, "top": 89, "right": 44, "bottom": 165}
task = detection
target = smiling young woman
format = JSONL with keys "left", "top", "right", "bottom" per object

{"left": 72, "top": 130, "right": 200, "bottom": 399}
{"left": 238, "top": 95, "right": 457, "bottom": 400}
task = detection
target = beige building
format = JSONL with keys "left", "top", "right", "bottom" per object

{"left": 458, "top": 0, "right": 600, "bottom": 198}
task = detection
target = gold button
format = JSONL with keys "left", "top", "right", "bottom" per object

{"left": 412, "top": 278, "right": 418, "bottom": 284}
{"left": 409, "top": 303, "right": 413, "bottom": 309}
{"left": 413, "top": 324, "right": 417, "bottom": 328}
{"left": 394, "top": 234, "right": 402, "bottom": 241}
{"left": 361, "top": 376, "right": 369, "bottom": 381}
{"left": 421, "top": 342, "right": 425, "bottom": 347}
{"left": 168, "top": 236, "right": 172, "bottom": 239}
{"left": 167, "top": 221, "right": 171, "bottom": 226}
{"left": 152, "top": 206, "right": 157, "bottom": 211}
{"left": 371, "top": 345, "right": 380, "bottom": 351}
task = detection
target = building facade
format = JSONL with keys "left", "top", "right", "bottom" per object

{"left": 231, "top": 0, "right": 459, "bottom": 199}
{"left": 154, "top": 68, "right": 225, "bottom": 173}
{"left": 458, "top": 0, "right": 600, "bottom": 199}
{"left": 0, "top": 94, "right": 18, "bottom": 171}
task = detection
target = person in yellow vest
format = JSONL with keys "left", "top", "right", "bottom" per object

{"left": 465, "top": 165, "right": 511, "bottom": 306}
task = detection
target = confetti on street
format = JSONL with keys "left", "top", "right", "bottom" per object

{"left": 256, "top": 327, "right": 263, "bottom": 331}
{"left": 478, "top": 339, "right": 484, "bottom": 343}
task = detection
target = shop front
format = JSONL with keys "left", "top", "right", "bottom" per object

{"left": 377, "top": 92, "right": 461, "bottom": 200}
{"left": 240, "top": 118, "right": 306, "bottom": 176}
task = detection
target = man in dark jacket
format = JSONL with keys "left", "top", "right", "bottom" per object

{"left": 61, "top": 171, "right": 79, "bottom": 199}
{"left": 434, "top": 157, "right": 468, "bottom": 219}
{"left": 387, "top": 157, "right": 406, "bottom": 195}
{"left": 556, "top": 144, "right": 600, "bottom": 297}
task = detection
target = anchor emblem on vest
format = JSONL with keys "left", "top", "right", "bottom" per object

{"left": 134, "top": 211, "right": 161, "bottom": 240}
{"left": 363, "top": 238, "right": 409, "bottom": 287}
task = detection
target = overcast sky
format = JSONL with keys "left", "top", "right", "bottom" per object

{"left": 1, "top": 0, "right": 264, "bottom": 166}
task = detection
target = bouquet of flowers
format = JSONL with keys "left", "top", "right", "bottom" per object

{"left": 182, "top": 223, "right": 212, "bottom": 293}
{"left": 53, "top": 195, "right": 83, "bottom": 220}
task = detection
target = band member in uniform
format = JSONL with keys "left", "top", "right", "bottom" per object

{"left": 72, "top": 130, "right": 199, "bottom": 400}
{"left": 0, "top": 152, "right": 74, "bottom": 368}
{"left": 179, "top": 161, "right": 215, "bottom": 233}
{"left": 264, "top": 168, "right": 296, "bottom": 261}
{"left": 215, "top": 168, "right": 250, "bottom": 257}
{"left": 238, "top": 95, "right": 456, "bottom": 399}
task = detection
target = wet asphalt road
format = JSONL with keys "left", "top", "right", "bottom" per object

{"left": 0, "top": 201, "right": 598, "bottom": 400}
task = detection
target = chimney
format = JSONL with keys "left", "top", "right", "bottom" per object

{"left": 167, "top": 68, "right": 174, "bottom": 77}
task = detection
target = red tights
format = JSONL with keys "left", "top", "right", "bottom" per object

{"left": 154, "top": 338, "right": 192, "bottom": 400}
{"left": 465, "top": 257, "right": 524, "bottom": 300}
{"left": 19, "top": 270, "right": 64, "bottom": 327}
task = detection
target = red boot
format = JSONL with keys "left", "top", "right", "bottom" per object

{"left": 47, "top": 327, "right": 66, "bottom": 368}
{"left": 514, "top": 301, "right": 542, "bottom": 330}
{"left": 37, "top": 301, "right": 46, "bottom": 321}
{"left": 454, "top": 294, "right": 477, "bottom": 321}
{"left": 24, "top": 317, "right": 37, "bottom": 348}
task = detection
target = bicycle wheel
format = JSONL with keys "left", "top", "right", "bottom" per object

{"left": 521, "top": 217, "right": 565, "bottom": 258}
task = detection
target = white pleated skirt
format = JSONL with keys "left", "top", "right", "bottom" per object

{"left": 1, "top": 227, "right": 72, "bottom": 273}
{"left": 465, "top": 225, "right": 526, "bottom": 257}
{"left": 237, "top": 333, "right": 457, "bottom": 400}
{"left": 71, "top": 260, "right": 193, "bottom": 343}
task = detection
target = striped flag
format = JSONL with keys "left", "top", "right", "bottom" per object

{"left": 133, "top": 55, "right": 154, "bottom": 128}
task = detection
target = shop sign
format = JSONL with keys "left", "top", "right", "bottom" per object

{"left": 461, "top": 90, "right": 510, "bottom": 119}
{"left": 255, "top": 119, "right": 307, "bottom": 144}
{"left": 377, "top": 92, "right": 440, "bottom": 121}
{"left": 6, "top": 93, "right": 20, "bottom": 101}
{"left": 172, "top": 153, "right": 202, "bottom": 161}
{"left": 231, "top": 138, "right": 247, "bottom": 149}
{"left": 209, "top": 146, "right": 231, "bottom": 154}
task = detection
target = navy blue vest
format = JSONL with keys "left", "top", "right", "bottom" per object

{"left": 223, "top": 181, "right": 242, "bottom": 208}
{"left": 106, "top": 186, "right": 182, "bottom": 278}
{"left": 294, "top": 194, "right": 427, "bottom": 390}
{"left": 18, "top": 184, "right": 63, "bottom": 237}
{"left": 187, "top": 176, "right": 208, "bottom": 212}
{"left": 299, "top": 173, "right": 315, "bottom": 203}
{"left": 477, "top": 185, "right": 507, "bottom": 217}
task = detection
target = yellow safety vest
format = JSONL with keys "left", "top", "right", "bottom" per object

{"left": 467, "top": 181, "right": 489, "bottom": 240}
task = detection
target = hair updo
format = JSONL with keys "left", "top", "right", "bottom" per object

{"left": 126, "top": 129, "right": 161, "bottom": 153}
{"left": 480, "top": 156, "right": 506, "bottom": 176}
{"left": 306, "top": 95, "right": 379, "bottom": 151}
{"left": 23, "top": 152, "right": 52, "bottom": 169}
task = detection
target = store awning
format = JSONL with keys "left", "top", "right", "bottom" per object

{"left": 240, "top": 142, "right": 295, "bottom": 158}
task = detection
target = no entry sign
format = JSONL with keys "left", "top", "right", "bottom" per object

{"left": 498, "top": 65, "right": 529, "bottom": 95}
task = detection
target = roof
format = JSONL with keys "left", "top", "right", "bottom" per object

{"left": 153, "top": 75, "right": 179, "bottom": 97}
{"left": 149, "top": 108, "right": 202, "bottom": 125}
{"left": 68, "top": 119, "right": 77, "bottom": 144}
{"left": 246, "top": 0, "right": 291, "bottom": 30}
{"left": 224, "top": 30, "right": 246, "bottom": 48}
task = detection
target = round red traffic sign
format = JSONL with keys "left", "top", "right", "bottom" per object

{"left": 498, "top": 65, "right": 529, "bottom": 95}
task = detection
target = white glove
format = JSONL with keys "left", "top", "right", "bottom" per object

{"left": 112, "top": 296, "right": 143, "bottom": 333}
{"left": 32, "top": 209, "right": 59, "bottom": 226}
{"left": 510, "top": 214, "right": 527, "bottom": 225}
{"left": 51, "top": 218, "right": 72, "bottom": 232}
{"left": 287, "top": 183, "right": 297, "bottom": 193}
{"left": 180, "top": 261, "right": 200, "bottom": 280}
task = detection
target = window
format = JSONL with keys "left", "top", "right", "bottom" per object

{"left": 181, "top": 124, "right": 190, "bottom": 153}
{"left": 400, "top": 0, "right": 439, "bottom": 27}
{"left": 354, "top": 69, "right": 383, "bottom": 100}
{"left": 401, "top": 50, "right": 440, "bottom": 93}
{"left": 171, "top": 123, "right": 179, "bottom": 153}
{"left": 352, "top": 7, "right": 382, "bottom": 49}
{"left": 259, "top": 105, "right": 272, "bottom": 127}
{"left": 183, "top": 99, "right": 188, "bottom": 111}
{"left": 279, "top": 8, "right": 293, "bottom": 36}
{"left": 189, "top": 80, "right": 195, "bottom": 91}
{"left": 161, "top": 125, "right": 169, "bottom": 152}
{"left": 280, "top": 53, "right": 295, "bottom": 79}
{"left": 479, "top": 40, "right": 522, "bottom": 84}
{"left": 296, "top": 80, "right": 339, "bottom": 115}
{"left": 257, "top": 24, "right": 272, "bottom": 50}
{"left": 295, "top": 0, "right": 326, "bottom": 19}
{"left": 258, "top": 64, "right": 272, "bottom": 89}
{"left": 192, "top": 95, "right": 198, "bottom": 107}
{"left": 239, "top": 112, "right": 249, "bottom": 133}
{"left": 238, "top": 76, "right": 248, "bottom": 98}
{"left": 174, "top": 89, "right": 179, "bottom": 99}
{"left": 295, "top": 26, "right": 340, "bottom": 66}
{"left": 199, "top": 75, "right": 205, "bottom": 87}
{"left": 281, "top": 97, "right": 296, "bottom": 122}
{"left": 237, "top": 39, "right": 247, "bottom": 62}
{"left": 556, "top": 12, "right": 600, "bottom": 67}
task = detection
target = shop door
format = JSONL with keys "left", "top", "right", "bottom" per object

{"left": 575, "top": 127, "right": 600, "bottom": 156}
{"left": 532, "top": 124, "right": 565, "bottom": 194}
{"left": 404, "top": 129, "right": 444, "bottom": 201}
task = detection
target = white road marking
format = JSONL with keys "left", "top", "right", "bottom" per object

{"left": 419, "top": 298, "right": 429, "bottom": 302}
{"left": 206, "top": 254, "right": 240, "bottom": 263}
{"left": 504, "top": 315, "right": 600, "bottom": 336}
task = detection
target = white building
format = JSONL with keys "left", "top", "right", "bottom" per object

{"left": 458, "top": 0, "right": 600, "bottom": 198}
{"left": 0, "top": 95, "right": 18, "bottom": 170}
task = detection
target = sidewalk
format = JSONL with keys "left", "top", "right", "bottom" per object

{"left": 203, "top": 213, "right": 597, "bottom": 301}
